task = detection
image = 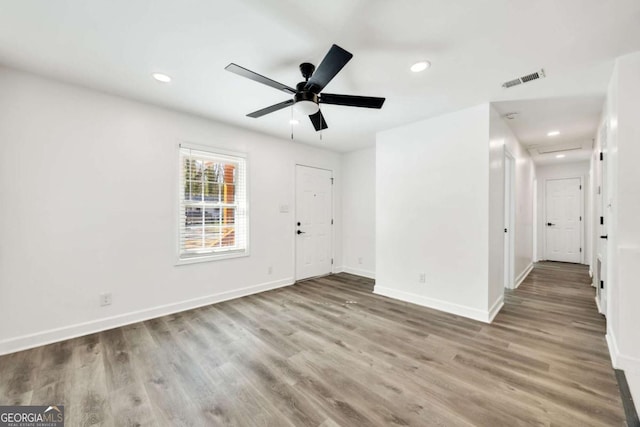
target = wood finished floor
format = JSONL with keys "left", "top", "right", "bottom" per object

{"left": 0, "top": 262, "right": 626, "bottom": 426}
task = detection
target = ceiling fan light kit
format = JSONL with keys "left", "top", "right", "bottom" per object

{"left": 225, "top": 44, "right": 385, "bottom": 132}
{"left": 294, "top": 92, "right": 320, "bottom": 115}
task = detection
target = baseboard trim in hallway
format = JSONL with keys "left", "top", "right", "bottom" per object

{"left": 487, "top": 295, "right": 504, "bottom": 322}
{"left": 514, "top": 262, "right": 534, "bottom": 289}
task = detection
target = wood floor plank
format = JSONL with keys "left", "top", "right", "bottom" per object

{"left": 0, "top": 262, "right": 627, "bottom": 426}
{"left": 0, "top": 346, "right": 42, "bottom": 405}
{"left": 101, "top": 328, "right": 158, "bottom": 427}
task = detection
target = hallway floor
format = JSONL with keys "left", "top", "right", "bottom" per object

{"left": 0, "top": 262, "right": 626, "bottom": 426}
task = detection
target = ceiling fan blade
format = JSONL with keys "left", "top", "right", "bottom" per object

{"left": 247, "top": 99, "right": 294, "bottom": 118}
{"left": 225, "top": 63, "right": 296, "bottom": 95}
{"left": 304, "top": 45, "right": 353, "bottom": 93}
{"left": 309, "top": 110, "right": 328, "bottom": 131}
{"left": 320, "top": 93, "right": 385, "bottom": 109}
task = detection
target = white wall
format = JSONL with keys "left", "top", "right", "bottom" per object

{"left": 341, "top": 147, "right": 375, "bottom": 278}
{"left": 0, "top": 66, "right": 343, "bottom": 354}
{"left": 600, "top": 52, "right": 640, "bottom": 408}
{"left": 488, "top": 107, "right": 536, "bottom": 303}
{"left": 375, "top": 104, "right": 496, "bottom": 322}
{"left": 535, "top": 161, "right": 590, "bottom": 263}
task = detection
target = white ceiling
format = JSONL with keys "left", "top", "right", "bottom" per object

{"left": 492, "top": 96, "right": 603, "bottom": 165}
{"left": 1, "top": 0, "right": 639, "bottom": 152}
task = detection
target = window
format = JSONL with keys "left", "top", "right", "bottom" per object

{"left": 178, "top": 145, "right": 248, "bottom": 262}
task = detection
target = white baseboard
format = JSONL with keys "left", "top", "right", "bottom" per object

{"left": 595, "top": 295, "right": 603, "bottom": 314}
{"left": 607, "top": 331, "right": 620, "bottom": 368}
{"left": 341, "top": 266, "right": 375, "bottom": 279}
{"left": 488, "top": 296, "right": 504, "bottom": 323}
{"left": 514, "top": 263, "right": 534, "bottom": 289}
{"left": 606, "top": 330, "right": 640, "bottom": 374}
{"left": 332, "top": 265, "right": 344, "bottom": 274}
{"left": 373, "top": 286, "right": 497, "bottom": 323}
{"left": 0, "top": 277, "right": 294, "bottom": 356}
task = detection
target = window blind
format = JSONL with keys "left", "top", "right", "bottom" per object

{"left": 178, "top": 146, "right": 248, "bottom": 261}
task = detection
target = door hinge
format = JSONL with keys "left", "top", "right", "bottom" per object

{"left": 579, "top": 185, "right": 582, "bottom": 190}
{"left": 331, "top": 258, "right": 334, "bottom": 265}
{"left": 580, "top": 248, "right": 582, "bottom": 253}
{"left": 600, "top": 152, "right": 604, "bottom": 161}
{"left": 600, "top": 216, "right": 604, "bottom": 225}
{"left": 579, "top": 216, "right": 582, "bottom": 221}
{"left": 600, "top": 280, "right": 604, "bottom": 289}
{"left": 330, "top": 177, "right": 334, "bottom": 185}
{"left": 331, "top": 218, "right": 334, "bottom": 225}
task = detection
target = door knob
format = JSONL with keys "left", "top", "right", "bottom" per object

{"left": 547, "top": 222, "right": 555, "bottom": 226}
{"left": 297, "top": 230, "right": 305, "bottom": 235}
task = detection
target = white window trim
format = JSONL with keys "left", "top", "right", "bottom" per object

{"left": 176, "top": 142, "right": 250, "bottom": 265}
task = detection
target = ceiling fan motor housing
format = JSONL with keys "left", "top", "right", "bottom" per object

{"left": 294, "top": 91, "right": 318, "bottom": 104}
{"left": 299, "top": 62, "right": 315, "bottom": 80}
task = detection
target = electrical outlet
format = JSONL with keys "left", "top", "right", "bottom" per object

{"left": 419, "top": 273, "right": 426, "bottom": 284}
{"left": 358, "top": 257, "right": 363, "bottom": 265}
{"left": 100, "top": 292, "right": 112, "bottom": 307}
{"left": 268, "top": 266, "right": 273, "bottom": 275}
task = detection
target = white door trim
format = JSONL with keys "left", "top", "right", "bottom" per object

{"left": 542, "top": 176, "right": 585, "bottom": 264}
{"left": 596, "top": 123, "right": 608, "bottom": 315}
{"left": 294, "top": 164, "right": 334, "bottom": 281}
{"left": 504, "top": 149, "right": 516, "bottom": 289}
{"left": 532, "top": 178, "right": 538, "bottom": 262}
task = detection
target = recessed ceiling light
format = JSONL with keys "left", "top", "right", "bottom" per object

{"left": 410, "top": 61, "right": 431, "bottom": 73}
{"left": 289, "top": 119, "right": 299, "bottom": 125}
{"left": 556, "top": 154, "right": 566, "bottom": 158}
{"left": 547, "top": 130, "right": 560, "bottom": 137}
{"left": 152, "top": 73, "right": 172, "bottom": 83}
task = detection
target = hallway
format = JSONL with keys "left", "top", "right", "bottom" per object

{"left": 496, "top": 262, "right": 625, "bottom": 425}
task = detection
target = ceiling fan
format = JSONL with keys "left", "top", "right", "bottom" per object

{"left": 225, "top": 44, "right": 385, "bottom": 131}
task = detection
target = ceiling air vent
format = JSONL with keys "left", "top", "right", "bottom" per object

{"left": 502, "top": 68, "right": 546, "bottom": 89}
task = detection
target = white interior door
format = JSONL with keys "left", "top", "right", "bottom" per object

{"left": 295, "top": 165, "right": 333, "bottom": 280}
{"left": 545, "top": 178, "right": 582, "bottom": 263}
